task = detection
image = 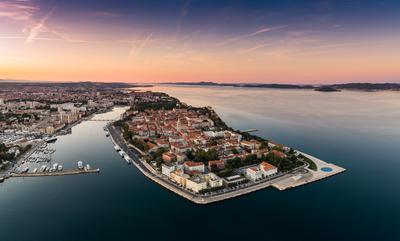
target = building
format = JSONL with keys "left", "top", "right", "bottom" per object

{"left": 184, "top": 161, "right": 205, "bottom": 173}
{"left": 161, "top": 163, "right": 176, "bottom": 177}
{"left": 162, "top": 151, "right": 176, "bottom": 162}
{"left": 208, "top": 160, "right": 225, "bottom": 171}
{"left": 206, "top": 173, "right": 224, "bottom": 188}
{"left": 272, "top": 150, "right": 287, "bottom": 159}
{"left": 260, "top": 162, "right": 278, "bottom": 177}
{"left": 185, "top": 176, "right": 208, "bottom": 193}
{"left": 240, "top": 140, "right": 256, "bottom": 150}
{"left": 170, "top": 169, "right": 189, "bottom": 186}
{"left": 223, "top": 175, "right": 247, "bottom": 186}
{"left": 246, "top": 167, "right": 263, "bottom": 181}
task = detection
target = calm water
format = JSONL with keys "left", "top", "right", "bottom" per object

{"left": 1, "top": 86, "right": 400, "bottom": 241}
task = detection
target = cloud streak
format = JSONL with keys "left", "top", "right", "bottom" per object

{"left": 220, "top": 25, "right": 289, "bottom": 45}
{"left": 0, "top": 0, "right": 38, "bottom": 22}
{"left": 129, "top": 33, "right": 153, "bottom": 57}
{"left": 25, "top": 7, "right": 56, "bottom": 44}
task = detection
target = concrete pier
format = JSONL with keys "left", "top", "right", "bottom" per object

{"left": 10, "top": 168, "right": 100, "bottom": 178}
{"left": 271, "top": 152, "right": 346, "bottom": 191}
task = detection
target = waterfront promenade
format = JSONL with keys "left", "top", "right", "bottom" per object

{"left": 108, "top": 123, "right": 345, "bottom": 204}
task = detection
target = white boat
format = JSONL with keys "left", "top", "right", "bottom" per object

{"left": 57, "top": 165, "right": 63, "bottom": 171}
{"left": 52, "top": 163, "right": 58, "bottom": 170}
{"left": 119, "top": 151, "right": 125, "bottom": 157}
{"left": 86, "top": 164, "right": 91, "bottom": 170}
{"left": 32, "top": 168, "right": 38, "bottom": 173}
{"left": 77, "top": 161, "right": 83, "bottom": 169}
{"left": 124, "top": 156, "right": 132, "bottom": 164}
{"left": 114, "top": 145, "right": 120, "bottom": 151}
{"left": 44, "top": 136, "right": 58, "bottom": 143}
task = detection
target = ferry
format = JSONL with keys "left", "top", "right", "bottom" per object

{"left": 77, "top": 161, "right": 83, "bottom": 169}
{"left": 114, "top": 145, "right": 120, "bottom": 151}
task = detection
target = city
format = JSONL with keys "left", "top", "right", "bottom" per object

{"left": 0, "top": 83, "right": 344, "bottom": 203}
{"left": 1, "top": 0, "right": 399, "bottom": 240}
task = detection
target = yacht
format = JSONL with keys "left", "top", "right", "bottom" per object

{"left": 44, "top": 136, "right": 58, "bottom": 143}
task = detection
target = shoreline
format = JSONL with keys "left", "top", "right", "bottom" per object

{"left": 107, "top": 117, "right": 346, "bottom": 204}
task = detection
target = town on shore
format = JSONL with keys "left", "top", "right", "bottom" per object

{"left": 0, "top": 82, "right": 345, "bottom": 203}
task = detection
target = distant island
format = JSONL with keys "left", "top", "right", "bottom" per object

{"left": 163, "top": 81, "right": 400, "bottom": 92}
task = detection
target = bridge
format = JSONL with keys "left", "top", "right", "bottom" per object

{"left": 87, "top": 119, "right": 120, "bottom": 122}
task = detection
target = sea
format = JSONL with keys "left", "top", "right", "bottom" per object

{"left": 0, "top": 85, "right": 399, "bottom": 241}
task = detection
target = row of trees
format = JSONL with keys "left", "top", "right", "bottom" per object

{"left": 186, "top": 149, "right": 219, "bottom": 164}
{"left": 0, "top": 143, "right": 14, "bottom": 166}
{"left": 133, "top": 100, "right": 179, "bottom": 112}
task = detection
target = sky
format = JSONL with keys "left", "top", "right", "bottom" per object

{"left": 0, "top": 0, "right": 400, "bottom": 84}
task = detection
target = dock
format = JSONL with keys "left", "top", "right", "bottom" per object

{"left": 241, "top": 128, "right": 258, "bottom": 133}
{"left": 10, "top": 168, "right": 100, "bottom": 178}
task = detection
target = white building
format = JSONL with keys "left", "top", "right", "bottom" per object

{"left": 206, "top": 173, "right": 224, "bottom": 188}
{"left": 161, "top": 163, "right": 176, "bottom": 177}
{"left": 246, "top": 167, "right": 263, "bottom": 181}
{"left": 260, "top": 162, "right": 278, "bottom": 177}
{"left": 186, "top": 176, "right": 208, "bottom": 193}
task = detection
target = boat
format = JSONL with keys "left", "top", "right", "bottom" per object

{"left": 44, "top": 136, "right": 58, "bottom": 143}
{"left": 32, "top": 168, "right": 38, "bottom": 173}
{"left": 114, "top": 145, "right": 120, "bottom": 151}
{"left": 124, "top": 156, "right": 132, "bottom": 164}
{"left": 40, "top": 165, "right": 46, "bottom": 172}
{"left": 77, "top": 161, "right": 83, "bottom": 169}
{"left": 86, "top": 164, "right": 91, "bottom": 170}
{"left": 52, "top": 163, "right": 58, "bottom": 170}
{"left": 57, "top": 165, "right": 63, "bottom": 171}
{"left": 106, "top": 133, "right": 110, "bottom": 137}
{"left": 119, "top": 151, "right": 125, "bottom": 157}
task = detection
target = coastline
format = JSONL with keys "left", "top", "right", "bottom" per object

{"left": 107, "top": 107, "right": 346, "bottom": 204}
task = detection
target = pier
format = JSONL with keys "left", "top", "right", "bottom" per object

{"left": 10, "top": 168, "right": 100, "bottom": 178}
{"left": 241, "top": 128, "right": 258, "bottom": 133}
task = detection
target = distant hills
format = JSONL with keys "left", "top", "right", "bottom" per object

{"left": 0, "top": 80, "right": 151, "bottom": 89}
{"left": 164, "top": 81, "right": 400, "bottom": 91}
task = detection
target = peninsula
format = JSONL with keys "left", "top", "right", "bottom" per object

{"left": 108, "top": 91, "right": 345, "bottom": 204}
